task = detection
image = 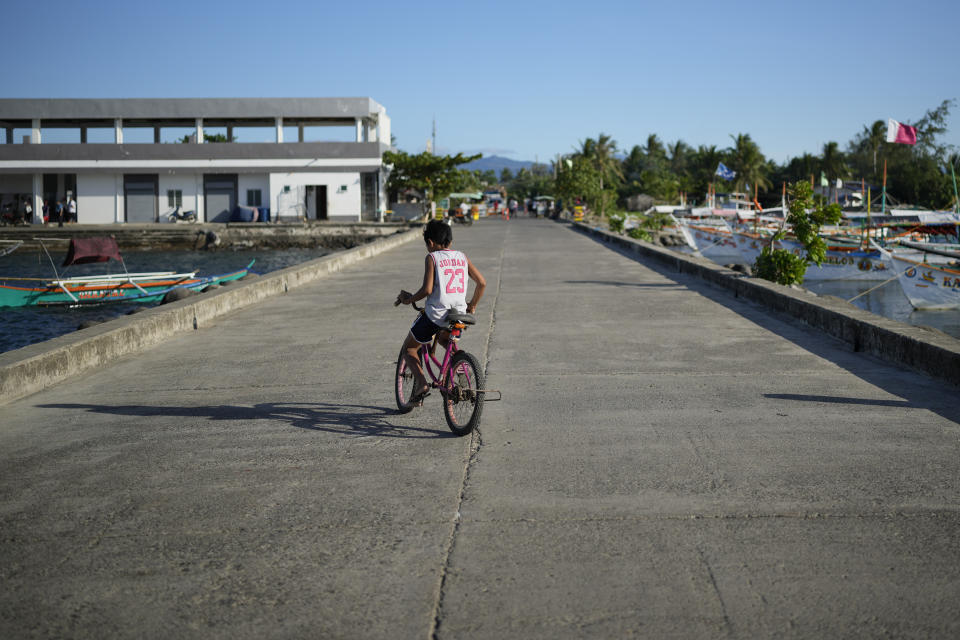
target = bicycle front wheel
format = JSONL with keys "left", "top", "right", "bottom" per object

{"left": 395, "top": 348, "right": 419, "bottom": 413}
{"left": 442, "top": 350, "right": 484, "bottom": 436}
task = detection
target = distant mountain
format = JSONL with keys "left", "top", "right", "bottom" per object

{"left": 461, "top": 155, "right": 535, "bottom": 176}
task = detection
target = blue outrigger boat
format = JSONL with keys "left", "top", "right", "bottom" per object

{"left": 0, "top": 237, "right": 255, "bottom": 307}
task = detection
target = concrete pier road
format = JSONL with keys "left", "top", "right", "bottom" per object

{"left": 2, "top": 218, "right": 959, "bottom": 639}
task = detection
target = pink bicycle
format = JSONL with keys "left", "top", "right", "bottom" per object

{"left": 395, "top": 303, "right": 494, "bottom": 436}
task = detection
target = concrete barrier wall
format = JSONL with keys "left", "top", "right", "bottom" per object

{"left": 0, "top": 229, "right": 420, "bottom": 406}
{"left": 573, "top": 222, "right": 960, "bottom": 388}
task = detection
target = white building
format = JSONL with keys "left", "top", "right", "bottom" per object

{"left": 0, "top": 98, "right": 390, "bottom": 224}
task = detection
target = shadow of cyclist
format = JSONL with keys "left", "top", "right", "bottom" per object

{"left": 37, "top": 401, "right": 456, "bottom": 439}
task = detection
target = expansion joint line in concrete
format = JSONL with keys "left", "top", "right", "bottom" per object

{"left": 427, "top": 226, "right": 507, "bottom": 640}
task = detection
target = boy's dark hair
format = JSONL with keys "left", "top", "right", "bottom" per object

{"left": 423, "top": 219, "right": 452, "bottom": 247}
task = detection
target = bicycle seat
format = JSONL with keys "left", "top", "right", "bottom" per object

{"left": 446, "top": 311, "right": 476, "bottom": 326}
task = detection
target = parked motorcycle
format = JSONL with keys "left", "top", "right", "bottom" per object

{"left": 168, "top": 206, "right": 197, "bottom": 223}
{"left": 0, "top": 203, "right": 27, "bottom": 226}
{"left": 447, "top": 207, "right": 473, "bottom": 226}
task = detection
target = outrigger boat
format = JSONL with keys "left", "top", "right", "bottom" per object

{"left": 0, "top": 237, "right": 254, "bottom": 308}
{"left": 875, "top": 244, "right": 960, "bottom": 310}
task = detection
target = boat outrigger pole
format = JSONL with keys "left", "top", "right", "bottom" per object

{"left": 881, "top": 158, "right": 887, "bottom": 216}
{"left": 35, "top": 238, "right": 78, "bottom": 303}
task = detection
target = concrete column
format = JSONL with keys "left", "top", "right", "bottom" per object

{"left": 32, "top": 174, "right": 43, "bottom": 224}
{"left": 195, "top": 118, "right": 204, "bottom": 144}
{"left": 115, "top": 174, "right": 123, "bottom": 223}
{"left": 5, "top": 127, "right": 12, "bottom": 144}
{"left": 355, "top": 118, "right": 362, "bottom": 142}
{"left": 154, "top": 127, "right": 161, "bottom": 143}
{"left": 275, "top": 117, "right": 283, "bottom": 143}
{"left": 298, "top": 125, "right": 304, "bottom": 142}
{"left": 81, "top": 128, "right": 87, "bottom": 143}
{"left": 114, "top": 119, "right": 123, "bottom": 144}
{"left": 227, "top": 126, "right": 233, "bottom": 142}
{"left": 196, "top": 174, "right": 205, "bottom": 221}
{"left": 32, "top": 119, "right": 41, "bottom": 144}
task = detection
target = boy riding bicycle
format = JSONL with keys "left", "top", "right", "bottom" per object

{"left": 395, "top": 220, "right": 486, "bottom": 404}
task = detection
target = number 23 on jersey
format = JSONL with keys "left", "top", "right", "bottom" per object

{"left": 444, "top": 268, "right": 466, "bottom": 294}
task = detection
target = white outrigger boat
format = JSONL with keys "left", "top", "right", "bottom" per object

{"left": 875, "top": 245, "right": 960, "bottom": 309}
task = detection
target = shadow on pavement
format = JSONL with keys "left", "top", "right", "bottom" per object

{"left": 574, "top": 230, "right": 960, "bottom": 427}
{"left": 764, "top": 393, "right": 913, "bottom": 408}
{"left": 565, "top": 280, "right": 687, "bottom": 289}
{"left": 37, "top": 401, "right": 455, "bottom": 439}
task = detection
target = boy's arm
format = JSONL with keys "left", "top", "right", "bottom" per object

{"left": 398, "top": 255, "right": 435, "bottom": 305}
{"left": 465, "top": 258, "right": 486, "bottom": 314}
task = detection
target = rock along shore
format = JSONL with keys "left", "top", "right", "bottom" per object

{"left": 0, "top": 221, "right": 410, "bottom": 251}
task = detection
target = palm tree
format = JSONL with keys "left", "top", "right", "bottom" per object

{"left": 576, "top": 133, "right": 623, "bottom": 216}
{"left": 692, "top": 144, "right": 724, "bottom": 203}
{"left": 667, "top": 140, "right": 691, "bottom": 177}
{"left": 644, "top": 134, "right": 667, "bottom": 172}
{"left": 820, "top": 141, "right": 849, "bottom": 202}
{"left": 728, "top": 133, "right": 771, "bottom": 197}
{"left": 863, "top": 120, "right": 886, "bottom": 178}
{"left": 820, "top": 141, "right": 849, "bottom": 182}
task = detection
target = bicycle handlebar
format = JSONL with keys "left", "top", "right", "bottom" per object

{"left": 394, "top": 290, "right": 423, "bottom": 311}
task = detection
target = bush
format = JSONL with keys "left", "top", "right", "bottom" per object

{"left": 753, "top": 181, "right": 842, "bottom": 286}
{"left": 641, "top": 212, "right": 671, "bottom": 231}
{"left": 608, "top": 215, "right": 625, "bottom": 234}
{"left": 628, "top": 227, "right": 652, "bottom": 242}
{"left": 753, "top": 245, "right": 807, "bottom": 285}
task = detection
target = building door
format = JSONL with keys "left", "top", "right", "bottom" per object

{"left": 204, "top": 174, "right": 237, "bottom": 222}
{"left": 124, "top": 174, "right": 158, "bottom": 223}
{"left": 305, "top": 185, "right": 327, "bottom": 220}
{"left": 315, "top": 185, "right": 328, "bottom": 220}
{"left": 361, "top": 172, "right": 377, "bottom": 220}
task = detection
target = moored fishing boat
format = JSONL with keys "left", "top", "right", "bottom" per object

{"left": 0, "top": 237, "right": 255, "bottom": 307}
{"left": 675, "top": 220, "right": 746, "bottom": 263}
{"left": 775, "top": 238, "right": 889, "bottom": 281}
{"left": 878, "top": 249, "right": 960, "bottom": 309}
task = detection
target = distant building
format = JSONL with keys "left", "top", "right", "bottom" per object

{"left": 0, "top": 98, "right": 390, "bottom": 224}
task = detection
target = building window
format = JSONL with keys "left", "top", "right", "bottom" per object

{"left": 247, "top": 189, "right": 262, "bottom": 207}
{"left": 167, "top": 190, "right": 182, "bottom": 208}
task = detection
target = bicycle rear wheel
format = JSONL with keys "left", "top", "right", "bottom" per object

{"left": 395, "top": 348, "right": 419, "bottom": 413}
{"left": 442, "top": 350, "right": 484, "bottom": 436}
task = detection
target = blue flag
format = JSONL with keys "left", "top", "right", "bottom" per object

{"left": 715, "top": 162, "right": 736, "bottom": 181}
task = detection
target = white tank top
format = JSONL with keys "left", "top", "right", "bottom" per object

{"left": 425, "top": 249, "right": 468, "bottom": 325}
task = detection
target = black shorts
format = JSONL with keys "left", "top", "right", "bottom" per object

{"left": 410, "top": 313, "right": 444, "bottom": 344}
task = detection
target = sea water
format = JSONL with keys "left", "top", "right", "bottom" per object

{"left": 0, "top": 247, "right": 331, "bottom": 354}
{"left": 804, "top": 279, "right": 960, "bottom": 340}
{"left": 672, "top": 245, "right": 960, "bottom": 339}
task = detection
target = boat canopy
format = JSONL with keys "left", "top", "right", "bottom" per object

{"left": 62, "top": 237, "right": 123, "bottom": 266}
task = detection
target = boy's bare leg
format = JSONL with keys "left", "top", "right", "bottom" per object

{"left": 402, "top": 333, "right": 430, "bottom": 398}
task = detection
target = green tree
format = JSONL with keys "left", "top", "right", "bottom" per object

{"left": 643, "top": 134, "right": 667, "bottom": 172}
{"left": 500, "top": 167, "right": 514, "bottom": 183}
{"left": 689, "top": 144, "right": 725, "bottom": 201}
{"left": 382, "top": 150, "right": 481, "bottom": 202}
{"left": 754, "top": 181, "right": 842, "bottom": 285}
{"left": 820, "top": 141, "right": 849, "bottom": 200}
{"left": 575, "top": 133, "right": 623, "bottom": 216}
{"left": 779, "top": 153, "right": 819, "bottom": 185}
{"left": 556, "top": 155, "right": 602, "bottom": 209}
{"left": 728, "top": 133, "right": 771, "bottom": 197}
{"left": 179, "top": 132, "right": 234, "bottom": 143}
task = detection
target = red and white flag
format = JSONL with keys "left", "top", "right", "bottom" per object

{"left": 886, "top": 118, "right": 917, "bottom": 145}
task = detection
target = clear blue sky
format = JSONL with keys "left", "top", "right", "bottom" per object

{"left": 5, "top": 0, "right": 958, "bottom": 165}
